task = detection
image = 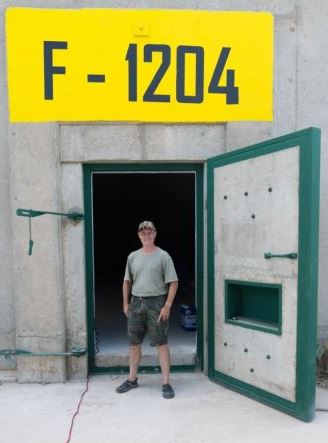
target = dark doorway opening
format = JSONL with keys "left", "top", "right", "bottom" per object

{"left": 92, "top": 172, "right": 197, "bottom": 368}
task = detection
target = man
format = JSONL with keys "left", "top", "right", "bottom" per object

{"left": 116, "top": 220, "right": 178, "bottom": 399}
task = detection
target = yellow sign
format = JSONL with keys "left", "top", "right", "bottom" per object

{"left": 6, "top": 8, "right": 273, "bottom": 122}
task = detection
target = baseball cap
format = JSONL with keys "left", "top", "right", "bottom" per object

{"left": 138, "top": 221, "right": 156, "bottom": 231}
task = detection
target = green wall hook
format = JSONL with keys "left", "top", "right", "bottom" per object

{"left": 0, "top": 347, "right": 87, "bottom": 359}
{"left": 16, "top": 208, "right": 84, "bottom": 220}
{"left": 16, "top": 208, "right": 84, "bottom": 255}
{"left": 28, "top": 239, "right": 34, "bottom": 256}
{"left": 264, "top": 252, "right": 298, "bottom": 259}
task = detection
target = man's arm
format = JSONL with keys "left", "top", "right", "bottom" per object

{"left": 122, "top": 279, "right": 132, "bottom": 316}
{"left": 158, "top": 281, "right": 178, "bottom": 322}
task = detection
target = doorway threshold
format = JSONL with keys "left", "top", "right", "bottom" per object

{"left": 95, "top": 323, "right": 197, "bottom": 368}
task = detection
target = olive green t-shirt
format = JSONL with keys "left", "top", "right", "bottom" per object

{"left": 124, "top": 247, "right": 178, "bottom": 297}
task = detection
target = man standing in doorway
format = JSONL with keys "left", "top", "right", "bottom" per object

{"left": 116, "top": 221, "right": 178, "bottom": 399}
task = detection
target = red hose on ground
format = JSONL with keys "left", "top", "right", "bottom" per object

{"left": 65, "top": 376, "right": 90, "bottom": 443}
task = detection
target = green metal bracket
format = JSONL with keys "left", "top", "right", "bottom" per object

{"left": 17, "top": 208, "right": 84, "bottom": 221}
{"left": 0, "top": 347, "right": 87, "bottom": 359}
{"left": 16, "top": 208, "right": 84, "bottom": 255}
{"left": 264, "top": 252, "right": 298, "bottom": 259}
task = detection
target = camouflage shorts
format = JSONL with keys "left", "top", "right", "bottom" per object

{"left": 127, "top": 295, "right": 169, "bottom": 347}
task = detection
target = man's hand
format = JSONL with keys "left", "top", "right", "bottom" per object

{"left": 158, "top": 304, "right": 171, "bottom": 323}
{"left": 122, "top": 280, "right": 131, "bottom": 317}
{"left": 123, "top": 302, "right": 129, "bottom": 317}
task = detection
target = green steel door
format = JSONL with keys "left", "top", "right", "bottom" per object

{"left": 207, "top": 128, "right": 320, "bottom": 421}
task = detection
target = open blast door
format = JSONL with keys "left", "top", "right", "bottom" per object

{"left": 207, "top": 128, "right": 320, "bottom": 421}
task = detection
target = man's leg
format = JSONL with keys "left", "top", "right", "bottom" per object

{"left": 157, "top": 344, "right": 175, "bottom": 398}
{"left": 116, "top": 343, "right": 141, "bottom": 393}
{"left": 129, "top": 344, "right": 141, "bottom": 381}
{"left": 157, "top": 344, "right": 170, "bottom": 384}
{"left": 147, "top": 296, "right": 174, "bottom": 398}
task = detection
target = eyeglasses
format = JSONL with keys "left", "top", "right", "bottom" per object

{"left": 139, "top": 230, "right": 155, "bottom": 237}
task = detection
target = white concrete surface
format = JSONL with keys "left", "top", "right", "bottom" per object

{"left": 213, "top": 147, "right": 300, "bottom": 400}
{"left": 9, "top": 123, "right": 67, "bottom": 383}
{"left": 61, "top": 163, "right": 87, "bottom": 381}
{"left": 0, "top": 373, "right": 327, "bottom": 443}
{"left": 0, "top": 4, "right": 17, "bottom": 372}
{"left": 60, "top": 124, "right": 226, "bottom": 162}
{"left": 1, "top": 0, "right": 328, "bottom": 383}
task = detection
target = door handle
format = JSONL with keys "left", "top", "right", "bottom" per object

{"left": 264, "top": 252, "right": 298, "bottom": 259}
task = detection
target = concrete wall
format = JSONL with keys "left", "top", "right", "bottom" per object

{"left": 0, "top": 5, "right": 15, "bottom": 375}
{"left": 0, "top": 0, "right": 327, "bottom": 382}
{"left": 9, "top": 123, "right": 67, "bottom": 383}
{"left": 296, "top": 2, "right": 328, "bottom": 341}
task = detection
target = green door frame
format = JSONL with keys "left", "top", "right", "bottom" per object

{"left": 207, "top": 127, "right": 320, "bottom": 421}
{"left": 83, "top": 163, "right": 204, "bottom": 374}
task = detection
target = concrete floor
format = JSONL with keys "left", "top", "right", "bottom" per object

{"left": 1, "top": 373, "right": 328, "bottom": 443}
